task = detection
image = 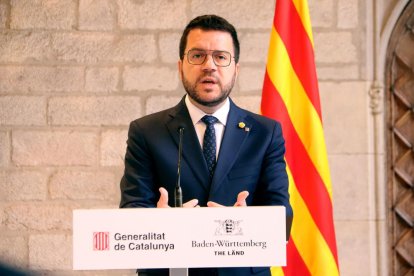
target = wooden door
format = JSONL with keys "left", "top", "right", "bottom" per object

{"left": 386, "top": 2, "right": 414, "bottom": 275}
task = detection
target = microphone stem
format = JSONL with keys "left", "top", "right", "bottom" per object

{"left": 175, "top": 127, "right": 184, "bottom": 207}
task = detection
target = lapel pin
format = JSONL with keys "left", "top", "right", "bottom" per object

{"left": 238, "top": 122, "right": 250, "bottom": 132}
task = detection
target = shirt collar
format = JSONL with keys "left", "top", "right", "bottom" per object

{"left": 185, "top": 95, "right": 230, "bottom": 126}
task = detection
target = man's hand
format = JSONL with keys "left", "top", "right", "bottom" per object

{"left": 156, "top": 187, "right": 199, "bottom": 208}
{"left": 207, "top": 191, "right": 249, "bottom": 207}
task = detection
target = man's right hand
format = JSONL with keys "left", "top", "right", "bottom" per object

{"left": 157, "top": 187, "right": 199, "bottom": 208}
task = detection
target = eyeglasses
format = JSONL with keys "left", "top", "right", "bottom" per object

{"left": 184, "top": 49, "right": 234, "bottom": 67}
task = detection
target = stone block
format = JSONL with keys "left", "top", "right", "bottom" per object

{"left": 319, "top": 81, "right": 368, "bottom": 154}
{"left": 0, "top": 96, "right": 46, "bottom": 126}
{"left": 79, "top": 0, "right": 116, "bottom": 31}
{"left": 5, "top": 203, "right": 72, "bottom": 230}
{"left": 0, "top": 1, "right": 8, "bottom": 28}
{"left": 232, "top": 96, "right": 261, "bottom": 114}
{"left": 191, "top": 0, "right": 274, "bottom": 29}
{"left": 309, "top": 0, "right": 334, "bottom": 28}
{"left": 0, "top": 31, "right": 53, "bottom": 63}
{"left": 51, "top": 32, "right": 113, "bottom": 63}
{"left": 118, "top": 0, "right": 187, "bottom": 30}
{"left": 123, "top": 66, "right": 179, "bottom": 91}
{"left": 145, "top": 95, "right": 182, "bottom": 115}
{"left": 0, "top": 66, "right": 84, "bottom": 93}
{"left": 75, "top": 199, "right": 121, "bottom": 210}
{"left": 12, "top": 130, "right": 97, "bottom": 166}
{"left": 316, "top": 64, "right": 359, "bottom": 80}
{"left": 10, "top": 0, "right": 76, "bottom": 30}
{"left": 159, "top": 32, "right": 181, "bottom": 64}
{"left": 0, "top": 170, "right": 48, "bottom": 201}
{"left": 49, "top": 170, "right": 118, "bottom": 201}
{"left": 329, "top": 154, "right": 369, "bottom": 220}
{"left": 85, "top": 67, "right": 119, "bottom": 92}
{"left": 29, "top": 234, "right": 71, "bottom": 270}
{"left": 51, "top": 33, "right": 156, "bottom": 63}
{"left": 0, "top": 131, "right": 9, "bottom": 167}
{"left": 0, "top": 235, "right": 27, "bottom": 268}
{"left": 239, "top": 32, "right": 270, "bottom": 63}
{"left": 338, "top": 0, "right": 359, "bottom": 29}
{"left": 335, "top": 220, "right": 371, "bottom": 276}
{"left": 238, "top": 66, "right": 266, "bottom": 92}
{"left": 314, "top": 32, "right": 358, "bottom": 63}
{"left": 113, "top": 34, "right": 156, "bottom": 63}
{"left": 48, "top": 96, "right": 141, "bottom": 126}
{"left": 0, "top": 205, "right": 4, "bottom": 225}
{"left": 101, "top": 129, "right": 128, "bottom": 167}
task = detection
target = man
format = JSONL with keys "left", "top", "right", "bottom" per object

{"left": 120, "top": 14, "right": 292, "bottom": 276}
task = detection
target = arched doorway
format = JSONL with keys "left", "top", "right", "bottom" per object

{"left": 386, "top": 1, "right": 414, "bottom": 275}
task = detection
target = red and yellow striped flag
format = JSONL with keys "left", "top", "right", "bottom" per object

{"left": 261, "top": 0, "right": 339, "bottom": 275}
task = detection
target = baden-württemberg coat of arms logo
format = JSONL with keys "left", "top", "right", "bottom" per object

{"left": 214, "top": 219, "right": 243, "bottom": 235}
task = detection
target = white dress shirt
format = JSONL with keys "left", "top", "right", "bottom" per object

{"left": 185, "top": 95, "right": 230, "bottom": 160}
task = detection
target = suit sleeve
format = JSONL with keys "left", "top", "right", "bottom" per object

{"left": 254, "top": 121, "right": 293, "bottom": 237}
{"left": 119, "top": 120, "right": 159, "bottom": 208}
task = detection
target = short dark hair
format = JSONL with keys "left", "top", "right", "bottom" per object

{"left": 179, "top": 15, "right": 240, "bottom": 63}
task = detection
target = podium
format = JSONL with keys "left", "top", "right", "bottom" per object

{"left": 73, "top": 207, "right": 286, "bottom": 273}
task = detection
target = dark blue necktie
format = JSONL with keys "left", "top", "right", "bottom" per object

{"left": 201, "top": 115, "right": 218, "bottom": 179}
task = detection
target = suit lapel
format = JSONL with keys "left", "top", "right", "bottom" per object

{"left": 210, "top": 101, "right": 252, "bottom": 195}
{"left": 166, "top": 99, "right": 210, "bottom": 191}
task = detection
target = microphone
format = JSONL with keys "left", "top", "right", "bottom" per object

{"left": 175, "top": 127, "right": 184, "bottom": 207}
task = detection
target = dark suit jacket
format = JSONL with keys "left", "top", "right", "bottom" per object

{"left": 120, "top": 97, "right": 293, "bottom": 276}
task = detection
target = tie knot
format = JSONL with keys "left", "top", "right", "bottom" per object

{"left": 201, "top": 115, "right": 218, "bottom": 126}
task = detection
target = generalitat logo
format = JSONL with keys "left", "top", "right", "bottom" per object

{"left": 214, "top": 219, "right": 243, "bottom": 236}
{"left": 93, "top": 232, "right": 110, "bottom": 251}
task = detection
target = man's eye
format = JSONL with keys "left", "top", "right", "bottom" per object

{"left": 214, "top": 52, "right": 229, "bottom": 60}
{"left": 191, "top": 52, "right": 205, "bottom": 59}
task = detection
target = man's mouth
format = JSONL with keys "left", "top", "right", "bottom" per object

{"left": 199, "top": 77, "right": 218, "bottom": 85}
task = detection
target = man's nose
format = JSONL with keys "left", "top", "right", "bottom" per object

{"left": 202, "top": 54, "right": 217, "bottom": 71}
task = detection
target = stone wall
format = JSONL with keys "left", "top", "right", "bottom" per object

{"left": 0, "top": 0, "right": 383, "bottom": 275}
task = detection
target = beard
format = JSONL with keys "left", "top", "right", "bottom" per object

{"left": 181, "top": 71, "right": 237, "bottom": 107}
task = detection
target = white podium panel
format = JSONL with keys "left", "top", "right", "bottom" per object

{"left": 73, "top": 206, "right": 286, "bottom": 270}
